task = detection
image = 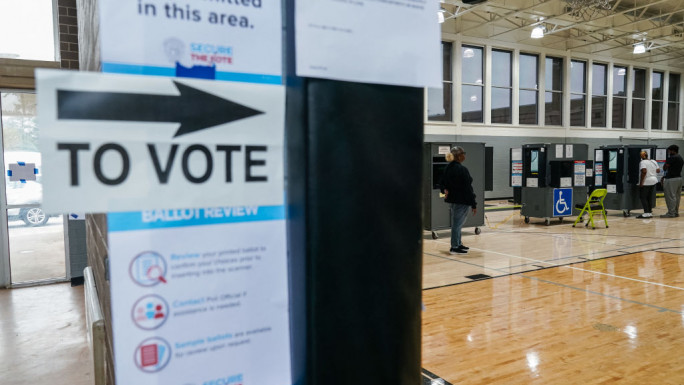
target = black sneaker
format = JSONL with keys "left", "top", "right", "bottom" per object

{"left": 449, "top": 248, "right": 468, "bottom": 255}
{"left": 457, "top": 245, "right": 470, "bottom": 251}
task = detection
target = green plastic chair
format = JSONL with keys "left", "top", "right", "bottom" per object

{"left": 573, "top": 188, "right": 609, "bottom": 229}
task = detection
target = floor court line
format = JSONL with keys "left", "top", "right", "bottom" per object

{"left": 486, "top": 227, "right": 684, "bottom": 242}
{"left": 486, "top": 228, "right": 684, "bottom": 247}
{"left": 425, "top": 242, "right": 637, "bottom": 273}
{"left": 430, "top": 237, "right": 675, "bottom": 273}
{"left": 423, "top": 251, "right": 683, "bottom": 314}
{"left": 487, "top": 211, "right": 517, "bottom": 229}
{"left": 525, "top": 275, "right": 682, "bottom": 314}
{"left": 435, "top": 240, "right": 684, "bottom": 292}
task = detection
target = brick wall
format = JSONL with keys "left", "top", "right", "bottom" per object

{"left": 58, "top": 0, "right": 79, "bottom": 70}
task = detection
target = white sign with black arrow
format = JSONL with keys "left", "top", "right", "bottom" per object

{"left": 37, "top": 69, "right": 285, "bottom": 213}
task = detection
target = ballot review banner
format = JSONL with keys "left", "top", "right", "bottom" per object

{"left": 108, "top": 207, "right": 292, "bottom": 384}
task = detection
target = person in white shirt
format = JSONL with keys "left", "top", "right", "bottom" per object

{"left": 637, "top": 150, "right": 660, "bottom": 218}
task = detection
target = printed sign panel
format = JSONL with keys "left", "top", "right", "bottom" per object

{"left": 553, "top": 188, "right": 573, "bottom": 217}
{"left": 296, "top": 0, "right": 440, "bottom": 87}
{"left": 511, "top": 160, "right": 523, "bottom": 187}
{"left": 108, "top": 207, "right": 291, "bottom": 384}
{"left": 99, "top": 0, "right": 282, "bottom": 84}
{"left": 37, "top": 70, "right": 285, "bottom": 213}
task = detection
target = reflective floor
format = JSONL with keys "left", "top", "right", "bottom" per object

{"left": 1, "top": 199, "right": 683, "bottom": 385}
{"left": 422, "top": 198, "right": 684, "bottom": 384}
{"left": 9, "top": 216, "right": 66, "bottom": 283}
{"left": 0, "top": 283, "right": 92, "bottom": 385}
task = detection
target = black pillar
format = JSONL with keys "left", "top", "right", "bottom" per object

{"left": 285, "top": 4, "right": 424, "bottom": 384}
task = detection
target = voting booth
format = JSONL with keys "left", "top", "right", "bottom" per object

{"left": 511, "top": 143, "right": 590, "bottom": 225}
{"left": 423, "top": 142, "right": 486, "bottom": 238}
{"left": 593, "top": 145, "right": 660, "bottom": 216}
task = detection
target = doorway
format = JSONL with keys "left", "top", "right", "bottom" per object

{"left": 0, "top": 91, "right": 67, "bottom": 287}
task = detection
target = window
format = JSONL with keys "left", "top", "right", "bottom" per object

{"left": 652, "top": 71, "right": 664, "bottom": 130}
{"left": 519, "top": 53, "right": 538, "bottom": 125}
{"left": 632, "top": 68, "right": 646, "bottom": 129}
{"left": 668, "top": 73, "right": 680, "bottom": 131}
{"left": 0, "top": 0, "right": 56, "bottom": 61}
{"left": 461, "top": 45, "right": 484, "bottom": 123}
{"left": 545, "top": 56, "right": 563, "bottom": 126}
{"left": 591, "top": 63, "right": 607, "bottom": 127}
{"left": 570, "top": 60, "right": 586, "bottom": 127}
{"left": 491, "top": 49, "right": 512, "bottom": 124}
{"left": 427, "top": 42, "right": 453, "bottom": 121}
{"left": 612, "top": 66, "right": 627, "bottom": 128}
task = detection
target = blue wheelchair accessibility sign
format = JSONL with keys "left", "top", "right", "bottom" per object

{"left": 553, "top": 188, "right": 573, "bottom": 217}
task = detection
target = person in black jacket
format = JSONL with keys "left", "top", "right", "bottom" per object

{"left": 661, "top": 144, "right": 683, "bottom": 218}
{"left": 440, "top": 146, "right": 477, "bottom": 254}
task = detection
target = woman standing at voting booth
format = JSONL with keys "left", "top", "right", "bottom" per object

{"left": 440, "top": 146, "right": 477, "bottom": 254}
{"left": 637, "top": 151, "right": 660, "bottom": 219}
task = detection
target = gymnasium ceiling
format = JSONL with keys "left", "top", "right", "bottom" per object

{"left": 440, "top": 0, "right": 684, "bottom": 68}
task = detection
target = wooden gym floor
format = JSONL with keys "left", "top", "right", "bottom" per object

{"left": 421, "top": 198, "right": 684, "bottom": 384}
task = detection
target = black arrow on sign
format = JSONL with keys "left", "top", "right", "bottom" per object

{"left": 57, "top": 81, "right": 264, "bottom": 138}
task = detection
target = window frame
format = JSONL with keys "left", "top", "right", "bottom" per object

{"left": 570, "top": 59, "right": 587, "bottom": 127}
{"left": 461, "top": 44, "right": 485, "bottom": 124}
{"left": 427, "top": 41, "right": 454, "bottom": 122}
{"left": 544, "top": 56, "right": 563, "bottom": 126}
{"left": 631, "top": 67, "right": 647, "bottom": 130}
{"left": 612, "top": 65, "right": 628, "bottom": 129}
{"left": 667, "top": 73, "right": 680, "bottom": 131}
{"left": 591, "top": 62, "right": 608, "bottom": 128}
{"left": 519, "top": 53, "right": 539, "bottom": 126}
{"left": 491, "top": 48, "right": 513, "bottom": 125}
{"left": 651, "top": 71, "right": 664, "bottom": 130}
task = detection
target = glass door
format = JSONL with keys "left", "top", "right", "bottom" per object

{"left": 0, "top": 91, "right": 67, "bottom": 286}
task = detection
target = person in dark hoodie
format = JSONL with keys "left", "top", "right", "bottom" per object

{"left": 440, "top": 146, "right": 477, "bottom": 254}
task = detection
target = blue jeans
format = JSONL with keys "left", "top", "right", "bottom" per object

{"left": 450, "top": 203, "right": 470, "bottom": 249}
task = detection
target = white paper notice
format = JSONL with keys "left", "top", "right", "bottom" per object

{"left": 573, "top": 175, "right": 585, "bottom": 187}
{"left": 565, "top": 144, "right": 573, "bottom": 159}
{"left": 512, "top": 175, "right": 522, "bottom": 187}
{"left": 595, "top": 175, "right": 602, "bottom": 186}
{"left": 586, "top": 169, "right": 593, "bottom": 177}
{"left": 607, "top": 184, "right": 617, "bottom": 193}
{"left": 656, "top": 149, "right": 667, "bottom": 161}
{"left": 555, "top": 144, "right": 564, "bottom": 158}
{"left": 560, "top": 177, "right": 572, "bottom": 187}
{"left": 108, "top": 208, "right": 291, "bottom": 385}
{"left": 595, "top": 150, "right": 603, "bottom": 162}
{"left": 511, "top": 148, "right": 523, "bottom": 161}
{"left": 38, "top": 70, "right": 286, "bottom": 213}
{"left": 295, "top": 0, "right": 441, "bottom": 87}
{"left": 438, "top": 146, "right": 450, "bottom": 155}
{"left": 527, "top": 178, "right": 538, "bottom": 188}
{"left": 99, "top": 0, "right": 282, "bottom": 84}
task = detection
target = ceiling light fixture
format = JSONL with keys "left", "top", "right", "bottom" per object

{"left": 531, "top": 17, "right": 545, "bottom": 39}
{"left": 463, "top": 48, "right": 475, "bottom": 58}
{"left": 633, "top": 42, "right": 646, "bottom": 54}
{"left": 531, "top": 25, "right": 545, "bottom": 39}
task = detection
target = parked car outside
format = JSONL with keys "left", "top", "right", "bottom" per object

{"left": 5, "top": 151, "right": 56, "bottom": 226}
